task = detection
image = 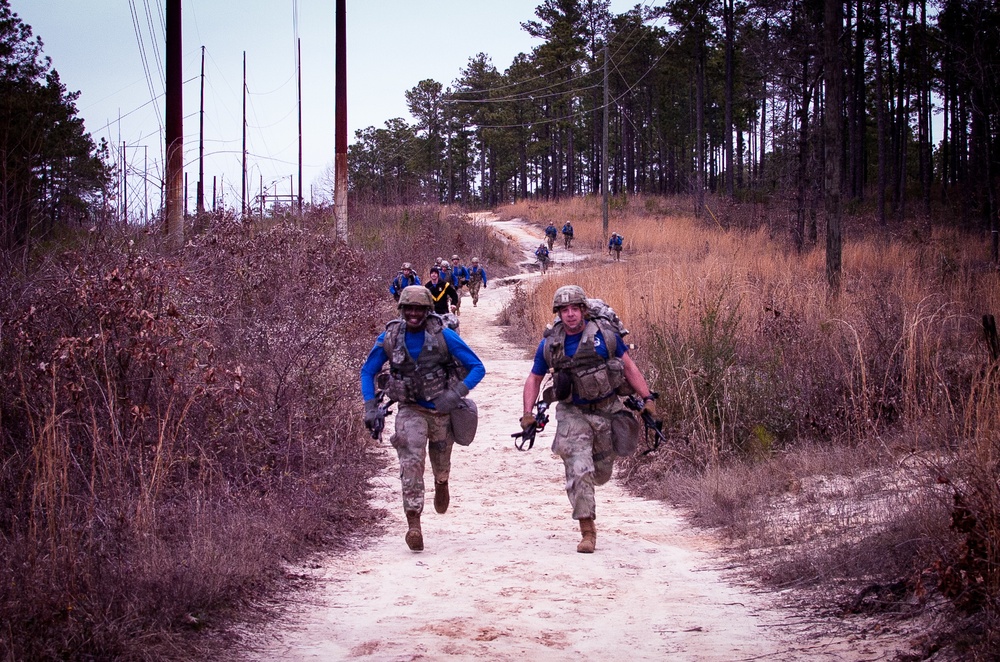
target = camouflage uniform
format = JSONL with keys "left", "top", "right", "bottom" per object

{"left": 391, "top": 405, "right": 454, "bottom": 514}
{"left": 551, "top": 398, "right": 624, "bottom": 519}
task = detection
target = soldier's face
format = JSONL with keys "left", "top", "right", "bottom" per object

{"left": 402, "top": 269, "right": 412, "bottom": 276}
{"left": 559, "top": 304, "right": 585, "bottom": 333}
{"left": 402, "top": 305, "right": 428, "bottom": 329}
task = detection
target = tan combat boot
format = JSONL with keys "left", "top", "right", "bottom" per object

{"left": 577, "top": 518, "right": 596, "bottom": 554}
{"left": 434, "top": 481, "right": 450, "bottom": 514}
{"left": 405, "top": 511, "right": 423, "bottom": 551}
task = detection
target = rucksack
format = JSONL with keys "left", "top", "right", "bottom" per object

{"left": 585, "top": 298, "right": 629, "bottom": 338}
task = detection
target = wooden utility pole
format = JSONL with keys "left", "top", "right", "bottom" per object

{"left": 164, "top": 0, "right": 184, "bottom": 250}
{"left": 297, "top": 38, "right": 304, "bottom": 218}
{"left": 602, "top": 45, "right": 609, "bottom": 239}
{"left": 241, "top": 51, "right": 247, "bottom": 218}
{"left": 197, "top": 45, "right": 205, "bottom": 216}
{"left": 334, "top": 0, "right": 347, "bottom": 239}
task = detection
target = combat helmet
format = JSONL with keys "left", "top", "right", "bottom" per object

{"left": 401, "top": 262, "right": 413, "bottom": 270}
{"left": 551, "top": 285, "right": 588, "bottom": 312}
{"left": 398, "top": 285, "right": 433, "bottom": 309}
{"left": 471, "top": 257, "right": 479, "bottom": 263}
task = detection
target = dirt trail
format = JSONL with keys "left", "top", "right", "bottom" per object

{"left": 248, "top": 215, "right": 892, "bottom": 661}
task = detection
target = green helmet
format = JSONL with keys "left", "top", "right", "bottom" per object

{"left": 552, "top": 285, "right": 587, "bottom": 312}
{"left": 398, "top": 285, "right": 433, "bottom": 309}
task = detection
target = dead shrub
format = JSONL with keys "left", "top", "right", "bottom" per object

{"left": 0, "top": 218, "right": 385, "bottom": 659}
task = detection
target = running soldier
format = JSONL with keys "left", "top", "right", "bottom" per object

{"left": 535, "top": 243, "right": 551, "bottom": 274}
{"left": 449, "top": 255, "right": 470, "bottom": 314}
{"left": 389, "top": 262, "right": 421, "bottom": 301}
{"left": 544, "top": 223, "right": 558, "bottom": 250}
{"left": 561, "top": 221, "right": 574, "bottom": 248}
{"left": 520, "top": 285, "right": 654, "bottom": 553}
{"left": 467, "top": 257, "right": 488, "bottom": 307}
{"left": 361, "top": 286, "right": 485, "bottom": 551}
{"left": 608, "top": 233, "right": 623, "bottom": 261}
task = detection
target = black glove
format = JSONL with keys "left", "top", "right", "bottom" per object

{"left": 432, "top": 384, "right": 468, "bottom": 414}
{"left": 363, "top": 398, "right": 380, "bottom": 430}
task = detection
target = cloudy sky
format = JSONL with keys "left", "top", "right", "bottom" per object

{"left": 15, "top": 0, "right": 639, "bottom": 213}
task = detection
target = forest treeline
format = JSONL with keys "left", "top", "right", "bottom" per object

{"left": 348, "top": 0, "right": 999, "bottom": 237}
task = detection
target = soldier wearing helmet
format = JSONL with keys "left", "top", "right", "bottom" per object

{"left": 535, "top": 243, "right": 550, "bottom": 274}
{"left": 544, "top": 223, "right": 558, "bottom": 250}
{"left": 448, "top": 255, "right": 470, "bottom": 314}
{"left": 360, "top": 285, "right": 485, "bottom": 552}
{"left": 438, "top": 257, "right": 453, "bottom": 288}
{"left": 608, "top": 232, "right": 624, "bottom": 260}
{"left": 389, "top": 262, "right": 421, "bottom": 301}
{"left": 561, "top": 221, "right": 574, "bottom": 248}
{"left": 521, "top": 285, "right": 654, "bottom": 554}
{"left": 467, "top": 257, "right": 488, "bottom": 307}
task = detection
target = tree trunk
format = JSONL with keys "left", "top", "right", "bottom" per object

{"left": 824, "top": 0, "right": 844, "bottom": 297}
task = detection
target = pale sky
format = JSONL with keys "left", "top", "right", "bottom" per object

{"left": 15, "top": 0, "right": 639, "bottom": 213}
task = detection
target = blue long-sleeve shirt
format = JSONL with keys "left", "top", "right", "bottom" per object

{"left": 360, "top": 325, "right": 486, "bottom": 408}
{"left": 389, "top": 272, "right": 421, "bottom": 298}
{"left": 449, "top": 265, "right": 470, "bottom": 288}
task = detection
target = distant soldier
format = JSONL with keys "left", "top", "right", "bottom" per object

{"left": 389, "top": 262, "right": 421, "bottom": 301}
{"left": 467, "top": 257, "right": 487, "bottom": 307}
{"left": 544, "top": 223, "right": 558, "bottom": 250}
{"left": 535, "top": 243, "right": 551, "bottom": 274}
{"left": 449, "top": 255, "right": 470, "bottom": 314}
{"left": 561, "top": 221, "right": 574, "bottom": 249}
{"left": 608, "top": 233, "right": 623, "bottom": 261}
{"left": 438, "top": 257, "right": 453, "bottom": 289}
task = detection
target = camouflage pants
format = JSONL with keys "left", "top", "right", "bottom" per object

{"left": 469, "top": 279, "right": 482, "bottom": 305}
{"left": 390, "top": 404, "right": 455, "bottom": 515}
{"left": 550, "top": 400, "right": 622, "bottom": 521}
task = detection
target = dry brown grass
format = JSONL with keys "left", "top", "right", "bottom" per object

{"left": 500, "top": 193, "right": 1000, "bottom": 657}
{"left": 0, "top": 204, "right": 517, "bottom": 660}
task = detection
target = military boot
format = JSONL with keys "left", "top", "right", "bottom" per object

{"left": 577, "top": 518, "right": 596, "bottom": 554}
{"left": 405, "top": 511, "right": 423, "bottom": 551}
{"left": 434, "top": 481, "right": 450, "bottom": 514}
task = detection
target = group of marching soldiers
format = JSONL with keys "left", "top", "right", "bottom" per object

{"left": 389, "top": 254, "right": 489, "bottom": 315}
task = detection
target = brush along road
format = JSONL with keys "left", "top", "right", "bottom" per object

{"left": 247, "top": 214, "right": 911, "bottom": 661}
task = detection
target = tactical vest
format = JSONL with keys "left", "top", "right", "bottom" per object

{"left": 381, "top": 314, "right": 464, "bottom": 403}
{"left": 543, "top": 319, "right": 625, "bottom": 403}
{"left": 469, "top": 267, "right": 484, "bottom": 284}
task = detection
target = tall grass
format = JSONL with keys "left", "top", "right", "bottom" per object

{"left": 501, "top": 194, "right": 1000, "bottom": 654}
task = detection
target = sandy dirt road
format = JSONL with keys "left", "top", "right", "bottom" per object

{"left": 247, "top": 216, "right": 899, "bottom": 661}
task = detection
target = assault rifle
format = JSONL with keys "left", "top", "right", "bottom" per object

{"left": 512, "top": 401, "right": 549, "bottom": 451}
{"left": 367, "top": 391, "right": 395, "bottom": 441}
{"left": 623, "top": 392, "right": 667, "bottom": 455}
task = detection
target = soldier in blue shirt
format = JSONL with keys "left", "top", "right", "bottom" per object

{"left": 467, "top": 257, "right": 488, "bottom": 307}
{"left": 544, "top": 223, "right": 558, "bottom": 250}
{"left": 561, "top": 221, "right": 574, "bottom": 248}
{"left": 361, "top": 286, "right": 485, "bottom": 552}
{"left": 389, "top": 263, "right": 421, "bottom": 301}
{"left": 520, "top": 285, "right": 654, "bottom": 554}
{"left": 448, "top": 255, "right": 470, "bottom": 314}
